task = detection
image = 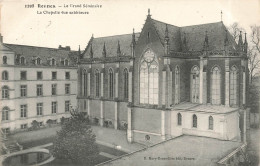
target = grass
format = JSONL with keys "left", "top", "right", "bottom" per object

{"left": 20, "top": 138, "right": 125, "bottom": 166}
{"left": 21, "top": 136, "right": 56, "bottom": 149}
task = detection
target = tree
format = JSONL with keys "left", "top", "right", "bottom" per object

{"left": 228, "top": 22, "right": 245, "bottom": 42}
{"left": 228, "top": 23, "right": 260, "bottom": 83}
{"left": 249, "top": 25, "right": 260, "bottom": 83}
{"left": 53, "top": 110, "right": 99, "bottom": 165}
{"left": 31, "top": 120, "right": 39, "bottom": 130}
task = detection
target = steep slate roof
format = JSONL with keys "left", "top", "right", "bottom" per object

{"left": 151, "top": 18, "right": 237, "bottom": 52}
{"left": 4, "top": 44, "right": 78, "bottom": 66}
{"left": 83, "top": 19, "right": 238, "bottom": 59}
{"left": 180, "top": 22, "right": 237, "bottom": 52}
{"left": 83, "top": 33, "right": 140, "bottom": 58}
{"left": 151, "top": 19, "right": 181, "bottom": 51}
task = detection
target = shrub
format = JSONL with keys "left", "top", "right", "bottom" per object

{"left": 53, "top": 111, "right": 98, "bottom": 164}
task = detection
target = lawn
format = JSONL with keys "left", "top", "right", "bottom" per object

{"left": 20, "top": 138, "right": 126, "bottom": 166}
{"left": 21, "top": 136, "right": 56, "bottom": 149}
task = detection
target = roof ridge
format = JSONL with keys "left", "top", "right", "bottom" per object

{"left": 94, "top": 32, "right": 140, "bottom": 40}
{"left": 4, "top": 43, "right": 74, "bottom": 51}
{"left": 180, "top": 21, "right": 222, "bottom": 28}
{"left": 151, "top": 18, "right": 179, "bottom": 28}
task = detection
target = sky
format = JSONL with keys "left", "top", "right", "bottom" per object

{"left": 0, "top": 0, "right": 259, "bottom": 51}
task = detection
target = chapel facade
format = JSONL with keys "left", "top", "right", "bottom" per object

{"left": 77, "top": 10, "right": 249, "bottom": 144}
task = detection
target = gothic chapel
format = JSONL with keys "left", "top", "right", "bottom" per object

{"left": 77, "top": 10, "right": 249, "bottom": 144}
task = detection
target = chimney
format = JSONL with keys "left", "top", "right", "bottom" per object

{"left": 65, "top": 46, "right": 71, "bottom": 51}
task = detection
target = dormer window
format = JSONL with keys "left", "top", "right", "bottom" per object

{"left": 3, "top": 56, "right": 7, "bottom": 64}
{"left": 36, "top": 58, "right": 41, "bottom": 65}
{"left": 21, "top": 57, "right": 25, "bottom": 65}
{"left": 51, "top": 58, "right": 56, "bottom": 66}
{"left": 64, "top": 59, "right": 69, "bottom": 66}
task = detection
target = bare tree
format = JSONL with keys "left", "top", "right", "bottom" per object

{"left": 228, "top": 22, "right": 245, "bottom": 42}
{"left": 249, "top": 25, "right": 260, "bottom": 83}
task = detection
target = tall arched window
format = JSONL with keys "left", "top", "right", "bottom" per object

{"left": 192, "top": 114, "right": 197, "bottom": 128}
{"left": 2, "top": 86, "right": 9, "bottom": 99}
{"left": 2, "top": 107, "right": 9, "bottom": 121}
{"left": 191, "top": 66, "right": 200, "bottom": 103}
{"left": 36, "top": 58, "right": 41, "bottom": 65}
{"left": 109, "top": 68, "right": 114, "bottom": 99}
{"left": 177, "top": 113, "right": 182, "bottom": 126}
{"left": 83, "top": 70, "right": 87, "bottom": 96}
{"left": 3, "top": 56, "right": 7, "bottom": 64}
{"left": 139, "top": 49, "right": 158, "bottom": 105}
{"left": 175, "top": 66, "right": 180, "bottom": 104}
{"left": 21, "top": 57, "right": 25, "bottom": 65}
{"left": 2, "top": 71, "right": 8, "bottom": 80}
{"left": 95, "top": 69, "right": 100, "bottom": 97}
{"left": 124, "top": 68, "right": 129, "bottom": 100}
{"left": 209, "top": 116, "right": 214, "bottom": 130}
{"left": 230, "top": 66, "right": 238, "bottom": 106}
{"left": 211, "top": 66, "right": 221, "bottom": 105}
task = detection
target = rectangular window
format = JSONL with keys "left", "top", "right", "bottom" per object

{"left": 20, "top": 105, "right": 27, "bottom": 118}
{"left": 20, "top": 71, "right": 27, "bottom": 80}
{"left": 2, "top": 87, "right": 9, "bottom": 99}
{"left": 65, "top": 84, "right": 70, "bottom": 94}
{"left": 37, "top": 71, "right": 42, "bottom": 80}
{"left": 37, "top": 103, "right": 43, "bottom": 116}
{"left": 52, "top": 72, "right": 57, "bottom": 80}
{"left": 52, "top": 102, "right": 57, "bottom": 114}
{"left": 20, "top": 124, "right": 28, "bottom": 129}
{"left": 37, "top": 84, "right": 43, "bottom": 96}
{"left": 20, "top": 85, "right": 27, "bottom": 97}
{"left": 52, "top": 84, "right": 57, "bottom": 95}
{"left": 65, "top": 100, "right": 70, "bottom": 112}
{"left": 65, "top": 72, "right": 70, "bottom": 80}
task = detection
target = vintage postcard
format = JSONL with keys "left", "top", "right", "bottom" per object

{"left": 0, "top": 0, "right": 259, "bottom": 165}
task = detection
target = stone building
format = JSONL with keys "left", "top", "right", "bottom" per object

{"left": 78, "top": 10, "right": 249, "bottom": 144}
{"left": 0, "top": 35, "right": 78, "bottom": 133}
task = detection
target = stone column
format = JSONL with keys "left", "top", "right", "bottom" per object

{"left": 128, "top": 71, "right": 132, "bottom": 102}
{"left": 161, "top": 110, "right": 166, "bottom": 140}
{"left": 114, "top": 102, "right": 118, "bottom": 129}
{"left": 101, "top": 72, "right": 104, "bottom": 97}
{"left": 127, "top": 107, "right": 133, "bottom": 142}
{"left": 115, "top": 72, "right": 119, "bottom": 98}
{"left": 100, "top": 101, "right": 104, "bottom": 127}
{"left": 243, "top": 71, "right": 246, "bottom": 105}
{"left": 87, "top": 99, "right": 90, "bottom": 117}
{"left": 167, "top": 71, "right": 172, "bottom": 108}
{"left": 237, "top": 112, "right": 241, "bottom": 141}
{"left": 203, "top": 70, "right": 207, "bottom": 104}
{"left": 225, "top": 58, "right": 230, "bottom": 106}
{"left": 87, "top": 72, "right": 90, "bottom": 97}
{"left": 162, "top": 70, "right": 166, "bottom": 106}
{"left": 199, "top": 57, "right": 204, "bottom": 104}
{"left": 243, "top": 109, "right": 247, "bottom": 142}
